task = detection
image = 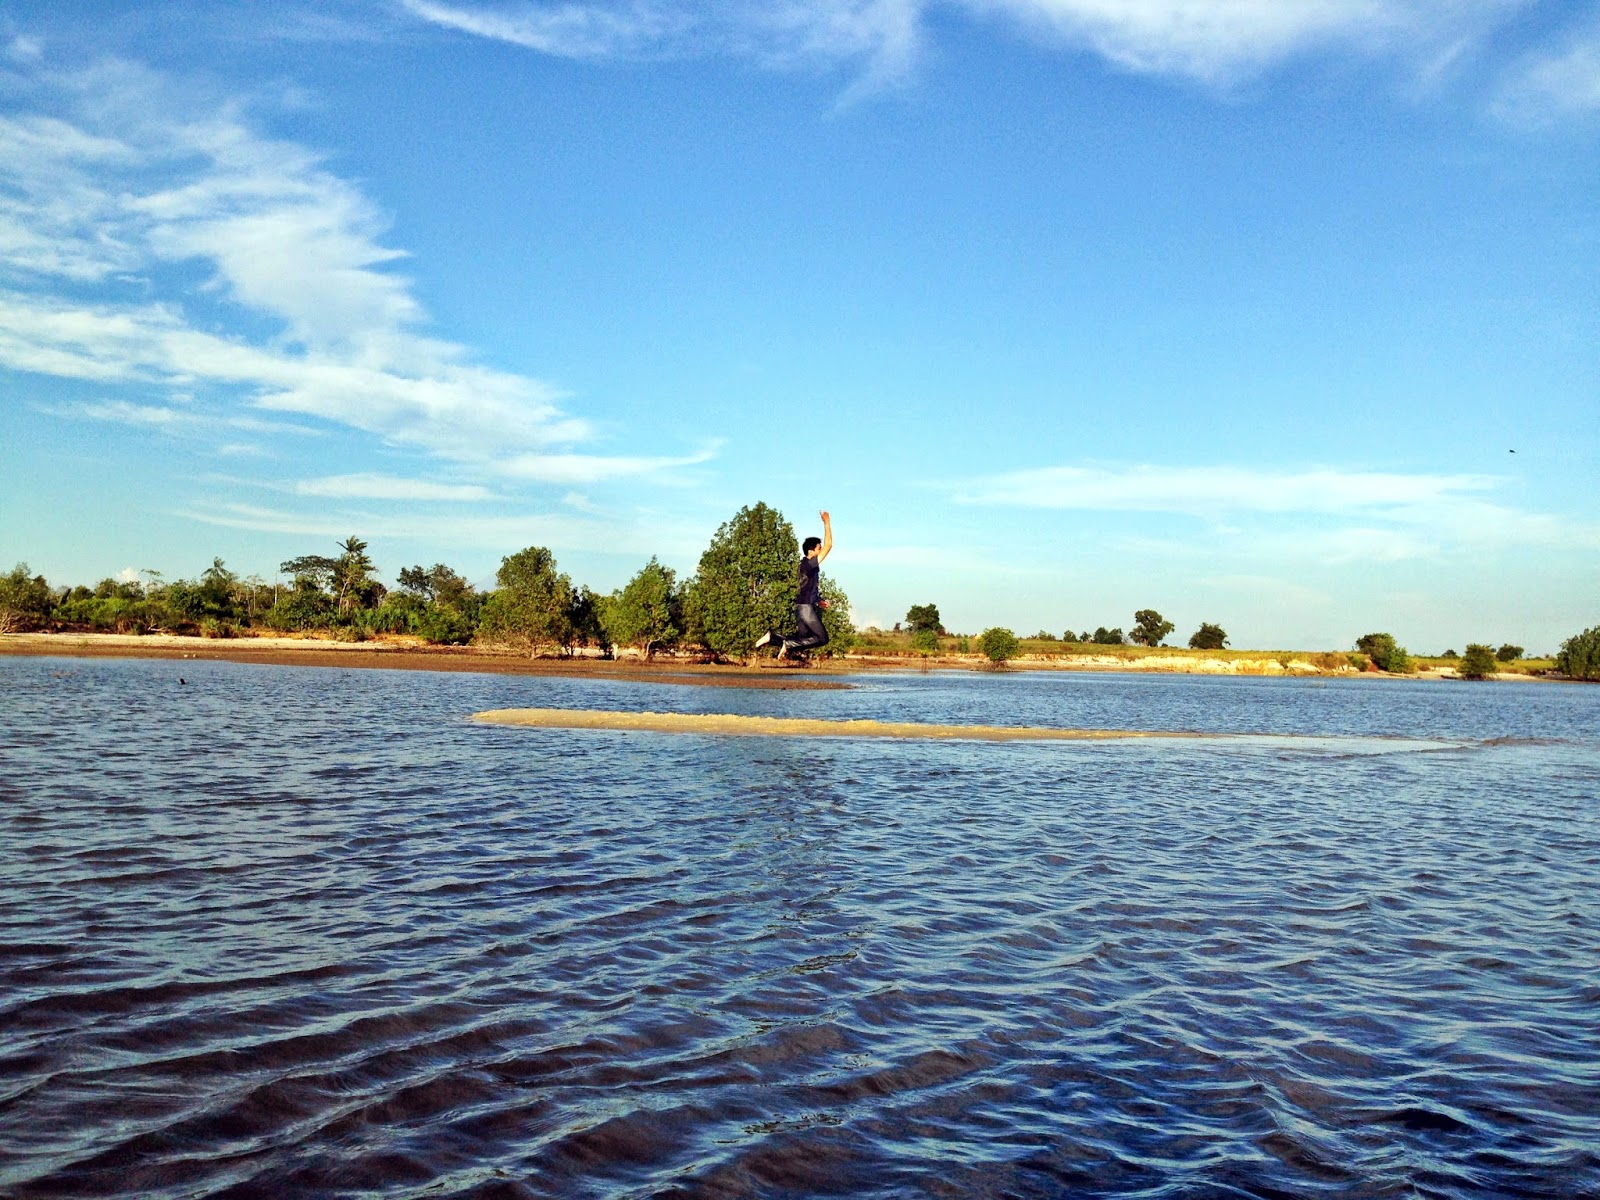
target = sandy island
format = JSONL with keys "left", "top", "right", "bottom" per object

{"left": 472, "top": 707, "right": 1191, "bottom": 741}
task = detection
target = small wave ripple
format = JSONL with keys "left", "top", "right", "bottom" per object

{"left": 2, "top": 658, "right": 1598, "bottom": 1198}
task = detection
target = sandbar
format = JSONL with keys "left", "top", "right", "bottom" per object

{"left": 472, "top": 707, "right": 1192, "bottom": 741}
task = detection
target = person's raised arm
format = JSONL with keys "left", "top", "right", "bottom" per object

{"left": 817, "top": 510, "right": 833, "bottom": 562}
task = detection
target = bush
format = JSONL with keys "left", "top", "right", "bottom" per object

{"left": 416, "top": 606, "right": 474, "bottom": 644}
{"left": 979, "top": 627, "right": 1019, "bottom": 665}
{"left": 1458, "top": 644, "right": 1497, "bottom": 680}
{"left": 0, "top": 564, "right": 54, "bottom": 632}
{"left": 1188, "top": 622, "right": 1228, "bottom": 650}
{"left": 1356, "top": 632, "right": 1414, "bottom": 673}
{"left": 1495, "top": 644, "right": 1524, "bottom": 662}
{"left": 1557, "top": 626, "right": 1600, "bottom": 681}
{"left": 911, "top": 628, "right": 939, "bottom": 655}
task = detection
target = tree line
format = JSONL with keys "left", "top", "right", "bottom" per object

{"left": 0, "top": 503, "right": 855, "bottom": 661}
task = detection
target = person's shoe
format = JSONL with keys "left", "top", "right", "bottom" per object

{"left": 753, "top": 631, "right": 774, "bottom": 650}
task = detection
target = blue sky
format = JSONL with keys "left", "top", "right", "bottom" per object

{"left": 1, "top": 0, "right": 1596, "bottom": 652}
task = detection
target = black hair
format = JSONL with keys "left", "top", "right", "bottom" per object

{"left": 802, "top": 536, "right": 822, "bottom": 554}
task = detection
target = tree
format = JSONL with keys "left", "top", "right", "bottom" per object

{"left": 911, "top": 628, "right": 939, "bottom": 655}
{"left": 815, "top": 575, "right": 857, "bottom": 658}
{"left": 1495, "top": 643, "right": 1524, "bottom": 662}
{"left": 478, "top": 545, "right": 575, "bottom": 653}
{"left": 1557, "top": 625, "right": 1600, "bottom": 681}
{"left": 605, "top": 558, "right": 681, "bottom": 658}
{"left": 282, "top": 536, "right": 379, "bottom": 618}
{"left": 1091, "top": 627, "right": 1124, "bottom": 645}
{"left": 1188, "top": 622, "right": 1228, "bottom": 650}
{"left": 1355, "top": 632, "right": 1413, "bottom": 673}
{"left": 905, "top": 603, "right": 943, "bottom": 636}
{"left": 978, "top": 626, "right": 1019, "bottom": 665}
{"left": 685, "top": 502, "right": 798, "bottom": 659}
{"left": 566, "top": 585, "right": 609, "bottom": 655}
{"left": 1130, "top": 609, "right": 1174, "bottom": 647}
{"left": 1458, "top": 644, "right": 1497, "bottom": 680}
{"left": 0, "top": 563, "right": 54, "bottom": 633}
{"left": 398, "top": 563, "right": 475, "bottom": 609}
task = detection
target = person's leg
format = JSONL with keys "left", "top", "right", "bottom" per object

{"left": 782, "top": 603, "right": 829, "bottom": 652}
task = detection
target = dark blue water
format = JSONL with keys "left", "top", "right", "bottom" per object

{"left": 2, "top": 655, "right": 1597, "bottom": 1198}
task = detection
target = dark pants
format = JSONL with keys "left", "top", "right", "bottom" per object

{"left": 782, "top": 603, "right": 829, "bottom": 652}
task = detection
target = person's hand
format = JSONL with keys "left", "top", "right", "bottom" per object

{"left": 820, "top": 509, "right": 831, "bottom": 524}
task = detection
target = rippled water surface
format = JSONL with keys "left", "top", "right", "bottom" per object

{"left": 3, "top": 656, "right": 1598, "bottom": 1199}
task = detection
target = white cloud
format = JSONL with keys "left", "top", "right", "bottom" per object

{"left": 1494, "top": 21, "right": 1600, "bottom": 122}
{"left": 401, "top": 0, "right": 1525, "bottom": 90}
{"left": 292, "top": 473, "right": 495, "bottom": 501}
{"left": 954, "top": 463, "right": 1501, "bottom": 515}
{"left": 0, "top": 56, "right": 713, "bottom": 485}
{"left": 494, "top": 443, "right": 721, "bottom": 484}
{"left": 177, "top": 500, "right": 676, "bottom": 558}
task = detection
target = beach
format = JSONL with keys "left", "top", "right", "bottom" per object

{"left": 0, "top": 631, "right": 1540, "bottom": 682}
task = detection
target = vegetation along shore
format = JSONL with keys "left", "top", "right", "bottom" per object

{"left": 4, "top": 502, "right": 1596, "bottom": 683}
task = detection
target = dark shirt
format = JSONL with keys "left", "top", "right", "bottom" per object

{"left": 797, "top": 555, "right": 820, "bottom": 606}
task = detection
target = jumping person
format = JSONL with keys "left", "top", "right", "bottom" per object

{"left": 755, "top": 510, "right": 832, "bottom": 658}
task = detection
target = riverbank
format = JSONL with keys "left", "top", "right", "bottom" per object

{"left": 0, "top": 631, "right": 1555, "bottom": 683}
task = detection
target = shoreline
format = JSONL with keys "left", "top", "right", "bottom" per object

{"left": 0, "top": 631, "right": 1555, "bottom": 685}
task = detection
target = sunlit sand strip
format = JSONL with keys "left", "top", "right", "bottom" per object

{"left": 471, "top": 707, "right": 1196, "bottom": 742}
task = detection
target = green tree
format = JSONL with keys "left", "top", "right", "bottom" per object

{"left": 905, "top": 603, "right": 943, "bottom": 635}
{"left": 1091, "top": 626, "right": 1124, "bottom": 645}
{"left": 979, "top": 626, "right": 1019, "bottom": 665}
{"left": 566, "top": 585, "right": 609, "bottom": 655}
{"left": 398, "top": 563, "right": 474, "bottom": 609}
{"left": 911, "top": 628, "right": 939, "bottom": 655}
{"left": 282, "top": 536, "right": 380, "bottom": 618}
{"left": 198, "top": 558, "right": 242, "bottom": 621}
{"left": 1557, "top": 625, "right": 1600, "bottom": 681}
{"left": 1458, "top": 644, "right": 1497, "bottom": 680}
{"left": 1188, "top": 622, "right": 1228, "bottom": 650}
{"left": 478, "top": 545, "right": 575, "bottom": 653}
{"left": 1355, "top": 632, "right": 1413, "bottom": 673}
{"left": 0, "top": 563, "right": 55, "bottom": 632}
{"left": 1130, "top": 609, "right": 1174, "bottom": 647}
{"left": 685, "top": 502, "right": 798, "bottom": 659}
{"left": 1495, "top": 643, "right": 1524, "bottom": 662}
{"left": 264, "top": 580, "right": 337, "bottom": 631}
{"left": 604, "top": 557, "right": 681, "bottom": 658}
{"left": 816, "top": 575, "right": 857, "bottom": 658}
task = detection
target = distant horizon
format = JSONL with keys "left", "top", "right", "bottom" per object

{"left": 3, "top": 2, "right": 1597, "bottom": 654}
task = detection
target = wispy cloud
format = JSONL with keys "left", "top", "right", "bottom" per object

{"left": 293, "top": 473, "right": 495, "bottom": 501}
{"left": 954, "top": 464, "right": 1502, "bottom": 515}
{"left": 1493, "top": 18, "right": 1600, "bottom": 123}
{"left": 0, "top": 55, "right": 714, "bottom": 483}
{"left": 400, "top": 0, "right": 1525, "bottom": 92}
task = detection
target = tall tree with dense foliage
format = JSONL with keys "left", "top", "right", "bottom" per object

{"left": 1458, "top": 644, "right": 1498, "bottom": 680}
{"left": 398, "top": 563, "right": 474, "bottom": 609}
{"left": 905, "top": 603, "right": 943, "bottom": 635}
{"left": 1495, "top": 644, "right": 1524, "bottom": 662}
{"left": 1188, "top": 622, "right": 1228, "bottom": 650}
{"left": 1557, "top": 626, "right": 1600, "bottom": 681}
{"left": 1130, "top": 609, "right": 1174, "bottom": 647}
{"left": 686, "top": 502, "right": 798, "bottom": 659}
{"left": 0, "top": 564, "right": 54, "bottom": 633}
{"left": 604, "top": 558, "right": 681, "bottom": 658}
{"left": 979, "top": 627, "right": 1019, "bottom": 665}
{"left": 478, "top": 545, "right": 575, "bottom": 653}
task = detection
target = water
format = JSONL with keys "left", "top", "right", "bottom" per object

{"left": 2, "top": 656, "right": 1597, "bottom": 1199}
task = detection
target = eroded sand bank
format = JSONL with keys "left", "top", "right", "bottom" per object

{"left": 472, "top": 707, "right": 1194, "bottom": 741}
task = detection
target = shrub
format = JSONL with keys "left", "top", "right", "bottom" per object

{"left": 1188, "top": 622, "right": 1227, "bottom": 650}
{"left": 416, "top": 606, "right": 474, "bottom": 645}
{"left": 1355, "top": 632, "right": 1414, "bottom": 673}
{"left": 979, "top": 627, "right": 1019, "bottom": 665}
{"left": 1495, "top": 644, "right": 1524, "bottom": 662}
{"left": 911, "top": 628, "right": 939, "bottom": 655}
{"left": 1557, "top": 626, "right": 1600, "bottom": 681}
{"left": 1458, "top": 644, "right": 1497, "bottom": 680}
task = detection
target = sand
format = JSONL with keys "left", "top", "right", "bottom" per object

{"left": 471, "top": 707, "right": 1193, "bottom": 741}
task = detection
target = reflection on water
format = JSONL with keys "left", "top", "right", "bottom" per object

{"left": 2, "top": 657, "right": 1598, "bottom": 1199}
